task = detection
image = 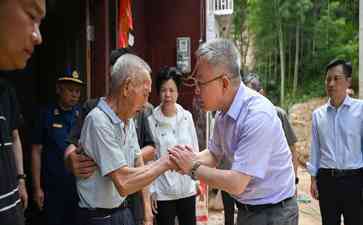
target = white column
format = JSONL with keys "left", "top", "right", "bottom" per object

{"left": 206, "top": 0, "right": 218, "bottom": 41}
{"left": 359, "top": 0, "right": 363, "bottom": 98}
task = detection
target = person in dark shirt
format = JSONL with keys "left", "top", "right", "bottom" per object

{"left": 0, "top": 1, "right": 45, "bottom": 225}
{"left": 31, "top": 71, "right": 83, "bottom": 225}
{"left": 0, "top": 78, "right": 27, "bottom": 225}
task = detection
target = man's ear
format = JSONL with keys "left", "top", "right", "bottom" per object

{"left": 222, "top": 74, "right": 230, "bottom": 90}
{"left": 347, "top": 77, "right": 352, "bottom": 87}
{"left": 259, "top": 89, "right": 266, "bottom": 96}
{"left": 56, "top": 83, "right": 62, "bottom": 95}
{"left": 122, "top": 77, "right": 133, "bottom": 96}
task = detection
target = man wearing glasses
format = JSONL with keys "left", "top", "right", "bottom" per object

{"left": 169, "top": 38, "right": 298, "bottom": 225}
{"left": 307, "top": 59, "right": 363, "bottom": 225}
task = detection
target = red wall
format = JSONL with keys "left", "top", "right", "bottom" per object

{"left": 133, "top": 0, "right": 203, "bottom": 112}
{"left": 93, "top": 0, "right": 204, "bottom": 111}
{"left": 92, "top": 0, "right": 110, "bottom": 98}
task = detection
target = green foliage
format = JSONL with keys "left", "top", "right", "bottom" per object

{"left": 233, "top": 0, "right": 359, "bottom": 108}
{"left": 283, "top": 75, "right": 326, "bottom": 109}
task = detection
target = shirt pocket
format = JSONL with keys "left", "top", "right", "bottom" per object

{"left": 342, "top": 115, "right": 361, "bottom": 152}
{"left": 343, "top": 114, "right": 361, "bottom": 138}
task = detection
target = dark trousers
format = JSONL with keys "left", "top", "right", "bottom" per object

{"left": 236, "top": 197, "right": 298, "bottom": 225}
{"left": 128, "top": 192, "right": 144, "bottom": 225}
{"left": 43, "top": 189, "right": 78, "bottom": 225}
{"left": 1, "top": 203, "right": 24, "bottom": 225}
{"left": 77, "top": 207, "right": 135, "bottom": 225}
{"left": 317, "top": 170, "right": 363, "bottom": 225}
{"left": 156, "top": 195, "right": 196, "bottom": 225}
{"left": 221, "top": 191, "right": 236, "bottom": 225}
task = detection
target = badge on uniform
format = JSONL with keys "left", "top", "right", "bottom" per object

{"left": 57, "top": 69, "right": 84, "bottom": 85}
{"left": 52, "top": 123, "right": 63, "bottom": 128}
{"left": 72, "top": 70, "right": 79, "bottom": 79}
{"left": 53, "top": 108, "right": 60, "bottom": 116}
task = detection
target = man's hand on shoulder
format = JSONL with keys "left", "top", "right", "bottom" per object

{"left": 65, "top": 144, "right": 97, "bottom": 178}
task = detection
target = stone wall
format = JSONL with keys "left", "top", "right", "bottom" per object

{"left": 288, "top": 98, "right": 326, "bottom": 167}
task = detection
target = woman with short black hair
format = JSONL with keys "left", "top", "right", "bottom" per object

{"left": 148, "top": 67, "right": 199, "bottom": 225}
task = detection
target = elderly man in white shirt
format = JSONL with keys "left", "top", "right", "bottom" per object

{"left": 77, "top": 54, "right": 177, "bottom": 225}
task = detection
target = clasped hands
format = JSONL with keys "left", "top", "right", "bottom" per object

{"left": 163, "top": 144, "right": 197, "bottom": 175}
{"left": 68, "top": 143, "right": 199, "bottom": 177}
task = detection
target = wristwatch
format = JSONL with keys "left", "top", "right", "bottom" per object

{"left": 295, "top": 177, "right": 299, "bottom": 184}
{"left": 17, "top": 174, "right": 27, "bottom": 180}
{"left": 188, "top": 161, "right": 202, "bottom": 180}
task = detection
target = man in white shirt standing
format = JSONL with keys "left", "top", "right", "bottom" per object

{"left": 307, "top": 59, "right": 363, "bottom": 225}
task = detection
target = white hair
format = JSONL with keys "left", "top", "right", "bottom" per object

{"left": 196, "top": 39, "right": 241, "bottom": 82}
{"left": 109, "top": 53, "right": 151, "bottom": 95}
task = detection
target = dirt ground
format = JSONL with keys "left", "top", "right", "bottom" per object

{"left": 207, "top": 167, "right": 322, "bottom": 225}
{"left": 297, "top": 167, "right": 322, "bottom": 225}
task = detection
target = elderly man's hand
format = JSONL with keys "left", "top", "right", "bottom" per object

{"left": 160, "top": 153, "right": 179, "bottom": 171}
{"left": 168, "top": 145, "right": 197, "bottom": 174}
{"left": 67, "top": 149, "right": 97, "bottom": 179}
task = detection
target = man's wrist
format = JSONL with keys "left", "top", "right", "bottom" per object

{"left": 188, "top": 161, "right": 202, "bottom": 180}
{"left": 18, "top": 179, "right": 26, "bottom": 185}
{"left": 311, "top": 176, "right": 316, "bottom": 182}
{"left": 32, "top": 185, "right": 41, "bottom": 191}
{"left": 144, "top": 216, "right": 153, "bottom": 221}
{"left": 144, "top": 212, "right": 154, "bottom": 223}
{"left": 17, "top": 174, "right": 26, "bottom": 180}
{"left": 295, "top": 177, "right": 299, "bottom": 184}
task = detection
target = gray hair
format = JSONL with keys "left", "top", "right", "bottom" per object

{"left": 243, "top": 73, "right": 263, "bottom": 92}
{"left": 109, "top": 53, "right": 151, "bottom": 95}
{"left": 196, "top": 39, "right": 241, "bottom": 82}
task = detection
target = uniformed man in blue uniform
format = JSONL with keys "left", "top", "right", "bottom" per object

{"left": 31, "top": 70, "right": 83, "bottom": 225}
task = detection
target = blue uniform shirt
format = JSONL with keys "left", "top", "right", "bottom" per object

{"left": 33, "top": 104, "right": 80, "bottom": 189}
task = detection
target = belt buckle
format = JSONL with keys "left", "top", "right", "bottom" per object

{"left": 334, "top": 169, "right": 345, "bottom": 178}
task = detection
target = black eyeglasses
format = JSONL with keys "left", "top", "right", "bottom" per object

{"left": 193, "top": 74, "right": 225, "bottom": 87}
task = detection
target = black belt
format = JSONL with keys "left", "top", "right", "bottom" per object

{"left": 79, "top": 200, "right": 129, "bottom": 217}
{"left": 236, "top": 196, "right": 294, "bottom": 212}
{"left": 318, "top": 168, "right": 363, "bottom": 178}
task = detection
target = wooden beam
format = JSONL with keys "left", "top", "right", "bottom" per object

{"left": 92, "top": 0, "right": 110, "bottom": 98}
